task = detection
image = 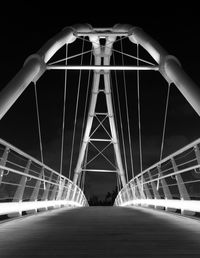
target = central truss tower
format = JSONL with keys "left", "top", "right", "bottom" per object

{"left": 73, "top": 32, "right": 127, "bottom": 187}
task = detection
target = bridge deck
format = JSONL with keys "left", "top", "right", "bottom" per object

{"left": 1, "top": 206, "right": 200, "bottom": 257}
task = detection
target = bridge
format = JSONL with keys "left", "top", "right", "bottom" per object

{"left": 1, "top": 23, "right": 200, "bottom": 257}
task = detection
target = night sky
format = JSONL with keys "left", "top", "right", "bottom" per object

{"left": 0, "top": 5, "right": 200, "bottom": 200}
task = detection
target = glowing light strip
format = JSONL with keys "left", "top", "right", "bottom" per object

{"left": 119, "top": 199, "right": 200, "bottom": 213}
{"left": 47, "top": 65, "right": 159, "bottom": 71}
{"left": 0, "top": 200, "right": 83, "bottom": 216}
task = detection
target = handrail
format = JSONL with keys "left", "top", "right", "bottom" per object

{"left": 132, "top": 138, "right": 200, "bottom": 180}
{"left": 115, "top": 138, "right": 200, "bottom": 216}
{"left": 0, "top": 140, "right": 88, "bottom": 216}
{"left": 0, "top": 138, "right": 71, "bottom": 181}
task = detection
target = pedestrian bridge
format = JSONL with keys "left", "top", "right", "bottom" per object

{"left": 1, "top": 24, "right": 200, "bottom": 257}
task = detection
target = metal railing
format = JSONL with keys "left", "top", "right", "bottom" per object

{"left": 115, "top": 138, "right": 200, "bottom": 215}
{"left": 0, "top": 138, "right": 88, "bottom": 216}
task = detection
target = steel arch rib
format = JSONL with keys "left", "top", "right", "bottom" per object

{"left": 113, "top": 24, "right": 200, "bottom": 116}
{"left": 0, "top": 23, "right": 200, "bottom": 119}
{"left": 0, "top": 24, "right": 92, "bottom": 120}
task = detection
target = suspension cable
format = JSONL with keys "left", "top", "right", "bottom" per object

{"left": 59, "top": 44, "right": 68, "bottom": 175}
{"left": 48, "top": 49, "right": 92, "bottom": 66}
{"left": 33, "top": 81, "right": 45, "bottom": 189}
{"left": 120, "top": 39, "right": 135, "bottom": 179}
{"left": 79, "top": 50, "right": 93, "bottom": 150}
{"left": 137, "top": 44, "right": 143, "bottom": 174}
{"left": 112, "top": 52, "right": 128, "bottom": 182}
{"left": 68, "top": 39, "right": 85, "bottom": 180}
{"left": 34, "top": 82, "right": 44, "bottom": 164}
{"left": 157, "top": 83, "right": 171, "bottom": 190}
{"left": 159, "top": 83, "right": 171, "bottom": 161}
{"left": 76, "top": 35, "right": 156, "bottom": 66}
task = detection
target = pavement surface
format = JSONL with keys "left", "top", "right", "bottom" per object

{"left": 1, "top": 206, "right": 200, "bottom": 257}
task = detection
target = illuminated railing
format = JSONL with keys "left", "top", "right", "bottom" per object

{"left": 115, "top": 138, "right": 200, "bottom": 215}
{"left": 0, "top": 139, "right": 88, "bottom": 216}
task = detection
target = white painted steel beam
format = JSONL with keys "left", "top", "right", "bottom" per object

{"left": 81, "top": 169, "right": 117, "bottom": 173}
{"left": 47, "top": 65, "right": 159, "bottom": 71}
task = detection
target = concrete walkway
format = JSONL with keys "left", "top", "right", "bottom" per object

{"left": 1, "top": 206, "right": 200, "bottom": 257}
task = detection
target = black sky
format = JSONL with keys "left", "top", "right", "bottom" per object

{"left": 0, "top": 5, "right": 200, "bottom": 200}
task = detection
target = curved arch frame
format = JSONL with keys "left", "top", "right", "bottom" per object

{"left": 0, "top": 23, "right": 200, "bottom": 120}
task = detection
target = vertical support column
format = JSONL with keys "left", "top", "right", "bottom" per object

{"left": 171, "top": 158, "right": 194, "bottom": 215}
{"left": 73, "top": 36, "right": 101, "bottom": 184}
{"left": 0, "top": 146, "right": 9, "bottom": 185}
{"left": 73, "top": 34, "right": 126, "bottom": 188}
{"left": 103, "top": 36, "right": 126, "bottom": 187}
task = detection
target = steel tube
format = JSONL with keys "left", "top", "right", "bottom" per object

{"left": 47, "top": 65, "right": 159, "bottom": 71}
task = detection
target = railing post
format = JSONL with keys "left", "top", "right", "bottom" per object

{"left": 157, "top": 165, "right": 172, "bottom": 199}
{"left": 148, "top": 170, "right": 160, "bottom": 199}
{"left": 41, "top": 171, "right": 53, "bottom": 201}
{"left": 136, "top": 177, "right": 146, "bottom": 199}
{"left": 194, "top": 145, "right": 200, "bottom": 167}
{"left": 13, "top": 159, "right": 31, "bottom": 203}
{"left": 49, "top": 178, "right": 59, "bottom": 201}
{"left": 143, "top": 180, "right": 152, "bottom": 199}
{"left": 147, "top": 170, "right": 164, "bottom": 209}
{"left": 62, "top": 184, "right": 69, "bottom": 200}
{"left": 66, "top": 182, "right": 72, "bottom": 201}
{"left": 130, "top": 181, "right": 136, "bottom": 200}
{"left": 0, "top": 146, "right": 9, "bottom": 185}
{"left": 71, "top": 184, "right": 77, "bottom": 202}
{"left": 171, "top": 158, "right": 194, "bottom": 215}
{"left": 56, "top": 178, "right": 65, "bottom": 201}
{"left": 9, "top": 159, "right": 31, "bottom": 217}
{"left": 118, "top": 191, "right": 123, "bottom": 205}
{"left": 26, "top": 167, "right": 45, "bottom": 214}
{"left": 171, "top": 158, "right": 190, "bottom": 200}
{"left": 124, "top": 184, "right": 131, "bottom": 201}
{"left": 157, "top": 165, "right": 175, "bottom": 212}
{"left": 77, "top": 190, "right": 82, "bottom": 204}
{"left": 30, "top": 167, "right": 44, "bottom": 201}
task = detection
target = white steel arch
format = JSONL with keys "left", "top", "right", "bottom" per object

{"left": 0, "top": 24, "right": 200, "bottom": 190}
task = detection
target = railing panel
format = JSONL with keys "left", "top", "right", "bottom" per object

{"left": 115, "top": 138, "right": 200, "bottom": 216}
{"left": 0, "top": 139, "right": 88, "bottom": 216}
